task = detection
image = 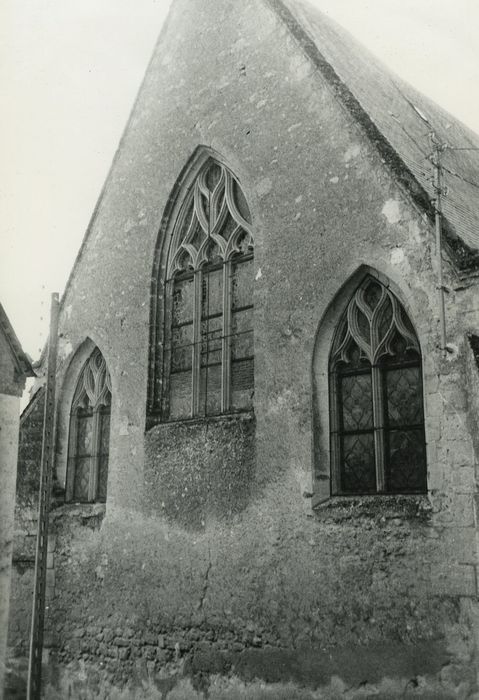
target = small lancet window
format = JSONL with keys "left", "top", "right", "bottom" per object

{"left": 66, "top": 348, "right": 112, "bottom": 503}
{"left": 329, "top": 276, "right": 426, "bottom": 495}
{"left": 163, "top": 158, "right": 254, "bottom": 420}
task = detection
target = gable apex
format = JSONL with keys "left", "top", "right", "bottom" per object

{"left": 265, "top": 0, "right": 479, "bottom": 266}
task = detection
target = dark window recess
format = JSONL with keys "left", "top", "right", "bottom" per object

{"left": 67, "top": 348, "right": 112, "bottom": 503}
{"left": 329, "top": 277, "right": 427, "bottom": 495}
{"left": 162, "top": 159, "right": 255, "bottom": 419}
{"left": 469, "top": 334, "right": 479, "bottom": 370}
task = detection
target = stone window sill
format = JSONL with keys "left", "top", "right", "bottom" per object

{"left": 146, "top": 410, "right": 254, "bottom": 432}
{"left": 50, "top": 501, "right": 106, "bottom": 523}
{"left": 312, "top": 493, "right": 431, "bottom": 523}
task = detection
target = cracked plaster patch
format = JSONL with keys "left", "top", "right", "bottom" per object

{"left": 391, "top": 247, "right": 405, "bottom": 265}
{"left": 344, "top": 144, "right": 361, "bottom": 162}
{"left": 58, "top": 337, "right": 73, "bottom": 360}
{"left": 382, "top": 199, "right": 401, "bottom": 224}
{"left": 119, "top": 416, "right": 130, "bottom": 437}
{"left": 256, "top": 177, "right": 272, "bottom": 197}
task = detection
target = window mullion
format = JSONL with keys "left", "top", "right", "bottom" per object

{"left": 89, "top": 409, "right": 101, "bottom": 501}
{"left": 192, "top": 269, "right": 202, "bottom": 416}
{"left": 222, "top": 260, "right": 232, "bottom": 412}
{"left": 162, "top": 279, "right": 174, "bottom": 419}
{"left": 66, "top": 412, "right": 78, "bottom": 501}
{"left": 329, "top": 371, "right": 341, "bottom": 494}
{"left": 371, "top": 365, "right": 386, "bottom": 491}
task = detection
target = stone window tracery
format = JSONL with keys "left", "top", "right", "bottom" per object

{"left": 66, "top": 348, "right": 111, "bottom": 502}
{"left": 161, "top": 158, "right": 254, "bottom": 420}
{"left": 329, "top": 276, "right": 426, "bottom": 495}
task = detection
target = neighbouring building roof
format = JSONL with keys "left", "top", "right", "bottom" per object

{"left": 270, "top": 0, "right": 479, "bottom": 268}
{"left": 0, "top": 303, "right": 35, "bottom": 379}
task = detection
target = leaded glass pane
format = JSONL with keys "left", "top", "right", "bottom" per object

{"left": 231, "top": 358, "right": 254, "bottom": 410}
{"left": 73, "top": 457, "right": 91, "bottom": 501}
{"left": 205, "top": 161, "right": 222, "bottom": 189}
{"left": 231, "top": 308, "right": 254, "bottom": 360}
{"left": 97, "top": 456, "right": 109, "bottom": 502}
{"left": 385, "top": 366, "right": 423, "bottom": 427}
{"left": 356, "top": 309, "right": 369, "bottom": 344}
{"left": 341, "top": 433, "right": 376, "bottom": 493}
{"left": 235, "top": 231, "right": 253, "bottom": 256}
{"left": 386, "top": 428, "right": 426, "bottom": 492}
{"left": 201, "top": 315, "right": 222, "bottom": 366}
{"left": 233, "top": 180, "right": 251, "bottom": 222}
{"left": 330, "top": 275, "right": 426, "bottom": 496}
{"left": 169, "top": 371, "right": 192, "bottom": 419}
{"left": 220, "top": 214, "right": 238, "bottom": 243}
{"left": 189, "top": 221, "right": 205, "bottom": 253}
{"left": 363, "top": 280, "right": 382, "bottom": 310}
{"left": 171, "top": 324, "right": 193, "bottom": 372}
{"left": 232, "top": 259, "right": 253, "bottom": 310}
{"left": 68, "top": 348, "right": 112, "bottom": 503}
{"left": 378, "top": 299, "right": 393, "bottom": 340}
{"left": 99, "top": 411, "right": 110, "bottom": 456}
{"left": 338, "top": 343, "right": 369, "bottom": 370}
{"left": 97, "top": 410, "right": 110, "bottom": 501}
{"left": 172, "top": 277, "right": 194, "bottom": 326}
{"left": 339, "top": 372, "right": 373, "bottom": 431}
{"left": 76, "top": 412, "right": 93, "bottom": 457}
{"left": 162, "top": 158, "right": 254, "bottom": 418}
{"left": 199, "top": 364, "right": 222, "bottom": 415}
{"left": 202, "top": 268, "right": 223, "bottom": 316}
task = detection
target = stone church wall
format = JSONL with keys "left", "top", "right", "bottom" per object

{"left": 7, "top": 0, "right": 479, "bottom": 697}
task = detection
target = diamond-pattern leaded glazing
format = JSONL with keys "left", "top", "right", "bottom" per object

{"left": 342, "top": 433, "right": 376, "bottom": 493}
{"left": 330, "top": 276, "right": 426, "bottom": 495}
{"left": 68, "top": 348, "right": 111, "bottom": 503}
{"left": 385, "top": 367, "right": 422, "bottom": 427}
{"left": 73, "top": 457, "right": 91, "bottom": 502}
{"left": 340, "top": 373, "right": 373, "bottom": 431}
{"left": 387, "top": 429, "right": 426, "bottom": 492}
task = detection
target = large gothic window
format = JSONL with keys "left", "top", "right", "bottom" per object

{"left": 329, "top": 276, "right": 426, "bottom": 495}
{"left": 66, "top": 348, "right": 111, "bottom": 502}
{"left": 161, "top": 158, "right": 254, "bottom": 420}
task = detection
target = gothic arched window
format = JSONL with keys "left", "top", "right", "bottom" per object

{"left": 329, "top": 276, "right": 426, "bottom": 495}
{"left": 162, "top": 158, "right": 254, "bottom": 420}
{"left": 66, "top": 348, "right": 111, "bottom": 502}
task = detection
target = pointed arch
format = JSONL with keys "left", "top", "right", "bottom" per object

{"left": 148, "top": 147, "right": 254, "bottom": 421}
{"left": 313, "top": 269, "right": 427, "bottom": 498}
{"left": 65, "top": 346, "right": 112, "bottom": 502}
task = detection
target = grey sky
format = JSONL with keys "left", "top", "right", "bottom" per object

{"left": 1, "top": 0, "right": 478, "bottom": 357}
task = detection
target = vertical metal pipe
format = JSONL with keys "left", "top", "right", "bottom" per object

{"left": 27, "top": 292, "right": 60, "bottom": 700}
{"left": 433, "top": 143, "right": 447, "bottom": 356}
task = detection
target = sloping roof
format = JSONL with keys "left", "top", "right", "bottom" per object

{"left": 0, "top": 303, "right": 35, "bottom": 377}
{"left": 269, "top": 0, "right": 479, "bottom": 268}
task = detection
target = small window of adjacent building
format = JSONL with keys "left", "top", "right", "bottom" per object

{"left": 329, "top": 276, "right": 426, "bottom": 495}
{"left": 162, "top": 158, "right": 254, "bottom": 420}
{"left": 66, "top": 348, "right": 111, "bottom": 502}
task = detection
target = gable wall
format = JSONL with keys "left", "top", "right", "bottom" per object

{"left": 8, "top": 0, "right": 479, "bottom": 696}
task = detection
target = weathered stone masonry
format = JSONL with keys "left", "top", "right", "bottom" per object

{"left": 7, "top": 0, "right": 479, "bottom": 697}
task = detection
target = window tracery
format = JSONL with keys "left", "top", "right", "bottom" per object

{"left": 161, "top": 158, "right": 254, "bottom": 420}
{"left": 66, "top": 348, "right": 111, "bottom": 502}
{"left": 329, "top": 276, "right": 426, "bottom": 494}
